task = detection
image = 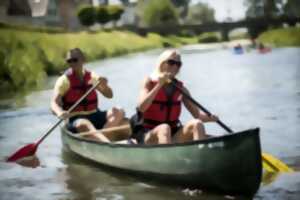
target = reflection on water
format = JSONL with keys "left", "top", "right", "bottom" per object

{"left": 261, "top": 172, "right": 280, "bottom": 186}
{"left": 0, "top": 77, "right": 57, "bottom": 111}
{"left": 0, "top": 47, "right": 300, "bottom": 199}
{"left": 61, "top": 150, "right": 133, "bottom": 200}
{"left": 16, "top": 156, "right": 40, "bottom": 168}
{"left": 61, "top": 150, "right": 252, "bottom": 200}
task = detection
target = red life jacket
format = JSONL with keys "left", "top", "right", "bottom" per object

{"left": 142, "top": 79, "right": 183, "bottom": 129}
{"left": 62, "top": 68, "right": 98, "bottom": 112}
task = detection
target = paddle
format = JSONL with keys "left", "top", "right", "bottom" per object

{"left": 6, "top": 80, "right": 101, "bottom": 162}
{"left": 77, "top": 124, "right": 131, "bottom": 137}
{"left": 169, "top": 80, "right": 293, "bottom": 173}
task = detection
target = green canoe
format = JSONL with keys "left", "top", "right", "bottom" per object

{"left": 61, "top": 127, "right": 262, "bottom": 195}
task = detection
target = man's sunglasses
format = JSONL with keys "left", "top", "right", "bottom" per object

{"left": 167, "top": 59, "right": 182, "bottom": 67}
{"left": 67, "top": 58, "right": 78, "bottom": 63}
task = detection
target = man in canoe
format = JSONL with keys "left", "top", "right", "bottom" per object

{"left": 135, "top": 49, "right": 218, "bottom": 144}
{"left": 51, "top": 48, "right": 125, "bottom": 142}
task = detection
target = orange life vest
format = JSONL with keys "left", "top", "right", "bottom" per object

{"left": 62, "top": 68, "right": 98, "bottom": 112}
{"left": 142, "top": 79, "right": 183, "bottom": 129}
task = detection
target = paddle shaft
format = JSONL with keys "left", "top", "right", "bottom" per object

{"left": 170, "top": 81, "right": 295, "bottom": 172}
{"left": 36, "top": 80, "right": 101, "bottom": 146}
{"left": 170, "top": 81, "right": 233, "bottom": 133}
{"left": 77, "top": 124, "right": 131, "bottom": 137}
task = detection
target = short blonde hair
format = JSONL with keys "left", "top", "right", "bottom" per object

{"left": 151, "top": 49, "right": 181, "bottom": 79}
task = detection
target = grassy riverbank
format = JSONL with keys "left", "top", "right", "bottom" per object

{"left": 0, "top": 28, "right": 198, "bottom": 94}
{"left": 2, "top": 24, "right": 298, "bottom": 96}
{"left": 258, "top": 27, "right": 300, "bottom": 47}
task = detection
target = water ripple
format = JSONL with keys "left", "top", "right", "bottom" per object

{"left": 0, "top": 108, "right": 50, "bottom": 120}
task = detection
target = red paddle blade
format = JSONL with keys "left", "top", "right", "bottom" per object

{"left": 6, "top": 143, "right": 38, "bottom": 162}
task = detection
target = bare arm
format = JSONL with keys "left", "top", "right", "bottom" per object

{"left": 51, "top": 75, "right": 70, "bottom": 119}
{"left": 96, "top": 77, "right": 113, "bottom": 99}
{"left": 138, "top": 77, "right": 161, "bottom": 112}
{"left": 51, "top": 91, "right": 68, "bottom": 119}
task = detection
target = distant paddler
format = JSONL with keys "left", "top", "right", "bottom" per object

{"left": 257, "top": 42, "right": 272, "bottom": 54}
{"left": 233, "top": 43, "right": 244, "bottom": 54}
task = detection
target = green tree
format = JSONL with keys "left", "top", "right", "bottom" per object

{"left": 138, "top": 0, "right": 179, "bottom": 27}
{"left": 77, "top": 5, "right": 96, "bottom": 27}
{"left": 107, "top": 5, "right": 124, "bottom": 26}
{"left": 170, "top": 0, "right": 191, "bottom": 19}
{"left": 96, "top": 6, "right": 110, "bottom": 26}
{"left": 244, "top": 0, "right": 288, "bottom": 38}
{"left": 185, "top": 2, "right": 215, "bottom": 24}
{"left": 119, "top": 0, "right": 129, "bottom": 5}
{"left": 264, "top": 0, "right": 281, "bottom": 18}
{"left": 283, "top": 0, "right": 300, "bottom": 17}
{"left": 244, "top": 0, "right": 282, "bottom": 18}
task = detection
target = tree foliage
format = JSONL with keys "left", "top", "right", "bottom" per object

{"left": 170, "top": 0, "right": 190, "bottom": 19}
{"left": 96, "top": 6, "right": 110, "bottom": 25}
{"left": 185, "top": 2, "right": 215, "bottom": 24}
{"left": 283, "top": 0, "right": 300, "bottom": 17}
{"left": 170, "top": 0, "right": 190, "bottom": 7}
{"left": 107, "top": 5, "right": 124, "bottom": 23}
{"left": 119, "top": 0, "right": 130, "bottom": 5}
{"left": 243, "top": 0, "right": 300, "bottom": 38}
{"left": 77, "top": 4, "right": 124, "bottom": 27}
{"left": 77, "top": 5, "right": 96, "bottom": 27}
{"left": 138, "top": 0, "right": 179, "bottom": 27}
{"left": 244, "top": 0, "right": 286, "bottom": 18}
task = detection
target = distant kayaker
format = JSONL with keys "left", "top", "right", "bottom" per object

{"left": 233, "top": 43, "right": 243, "bottom": 54}
{"left": 258, "top": 42, "right": 265, "bottom": 50}
{"left": 51, "top": 48, "right": 125, "bottom": 142}
{"left": 257, "top": 42, "right": 271, "bottom": 54}
{"left": 135, "top": 49, "right": 219, "bottom": 144}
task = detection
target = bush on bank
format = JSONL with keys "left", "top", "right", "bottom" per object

{"left": 258, "top": 27, "right": 300, "bottom": 47}
{"left": 198, "top": 32, "right": 220, "bottom": 43}
{"left": 0, "top": 27, "right": 198, "bottom": 93}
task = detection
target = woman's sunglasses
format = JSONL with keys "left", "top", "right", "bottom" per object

{"left": 167, "top": 59, "right": 182, "bottom": 67}
{"left": 67, "top": 58, "right": 78, "bottom": 63}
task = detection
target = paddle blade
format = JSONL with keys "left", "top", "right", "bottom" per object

{"left": 6, "top": 143, "right": 38, "bottom": 162}
{"left": 262, "top": 153, "right": 294, "bottom": 173}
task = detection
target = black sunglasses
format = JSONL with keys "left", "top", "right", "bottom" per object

{"left": 167, "top": 59, "right": 182, "bottom": 67}
{"left": 67, "top": 58, "right": 78, "bottom": 63}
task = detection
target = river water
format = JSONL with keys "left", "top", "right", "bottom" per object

{"left": 0, "top": 46, "right": 299, "bottom": 200}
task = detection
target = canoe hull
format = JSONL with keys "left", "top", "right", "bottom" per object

{"left": 61, "top": 127, "right": 262, "bottom": 195}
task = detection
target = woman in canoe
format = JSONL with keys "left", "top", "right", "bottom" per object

{"left": 136, "top": 49, "right": 218, "bottom": 144}
{"left": 51, "top": 48, "right": 125, "bottom": 142}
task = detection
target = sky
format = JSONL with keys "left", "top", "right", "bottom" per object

{"left": 192, "top": 0, "right": 247, "bottom": 21}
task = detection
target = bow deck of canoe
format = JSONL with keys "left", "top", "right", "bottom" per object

{"left": 61, "top": 127, "right": 262, "bottom": 195}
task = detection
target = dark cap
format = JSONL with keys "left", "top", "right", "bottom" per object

{"left": 65, "top": 48, "right": 85, "bottom": 61}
